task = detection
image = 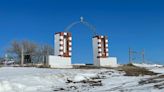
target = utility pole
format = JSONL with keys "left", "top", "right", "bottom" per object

{"left": 46, "top": 50, "right": 49, "bottom": 67}
{"left": 21, "top": 46, "right": 24, "bottom": 66}
{"left": 142, "top": 49, "right": 145, "bottom": 63}
{"left": 4, "top": 54, "right": 8, "bottom": 66}
{"left": 129, "top": 48, "right": 132, "bottom": 63}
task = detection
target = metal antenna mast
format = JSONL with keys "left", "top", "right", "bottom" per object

{"left": 129, "top": 48, "right": 145, "bottom": 64}
{"left": 64, "top": 17, "right": 97, "bottom": 36}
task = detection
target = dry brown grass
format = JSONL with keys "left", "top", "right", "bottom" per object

{"left": 118, "top": 63, "right": 158, "bottom": 76}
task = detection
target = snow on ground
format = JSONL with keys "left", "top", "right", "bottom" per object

{"left": 151, "top": 67, "right": 164, "bottom": 74}
{"left": 0, "top": 66, "right": 163, "bottom": 92}
{"left": 133, "top": 63, "right": 164, "bottom": 74}
{"left": 133, "top": 63, "right": 163, "bottom": 68}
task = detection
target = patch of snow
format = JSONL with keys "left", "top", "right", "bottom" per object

{"left": 73, "top": 73, "right": 98, "bottom": 82}
{"left": 150, "top": 67, "right": 164, "bottom": 74}
{"left": 133, "top": 63, "right": 163, "bottom": 68}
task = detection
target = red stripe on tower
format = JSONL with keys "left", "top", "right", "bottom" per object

{"left": 93, "top": 35, "right": 109, "bottom": 58}
{"left": 58, "top": 32, "right": 72, "bottom": 57}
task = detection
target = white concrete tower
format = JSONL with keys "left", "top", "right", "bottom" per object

{"left": 92, "top": 35, "right": 117, "bottom": 67}
{"left": 48, "top": 32, "right": 72, "bottom": 68}
{"left": 54, "top": 32, "right": 72, "bottom": 57}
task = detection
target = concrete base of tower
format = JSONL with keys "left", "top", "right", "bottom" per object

{"left": 94, "top": 57, "right": 118, "bottom": 67}
{"left": 48, "top": 55, "right": 72, "bottom": 68}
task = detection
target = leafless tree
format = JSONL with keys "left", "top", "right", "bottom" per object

{"left": 22, "top": 40, "right": 37, "bottom": 55}
{"left": 7, "top": 40, "right": 54, "bottom": 66}
{"left": 7, "top": 40, "right": 37, "bottom": 65}
{"left": 7, "top": 40, "right": 22, "bottom": 59}
{"left": 36, "top": 44, "right": 54, "bottom": 66}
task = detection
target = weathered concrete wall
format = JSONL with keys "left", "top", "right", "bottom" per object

{"left": 48, "top": 55, "right": 72, "bottom": 68}
{"left": 100, "top": 57, "right": 118, "bottom": 67}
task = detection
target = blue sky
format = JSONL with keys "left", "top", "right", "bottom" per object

{"left": 0, "top": 0, "right": 164, "bottom": 64}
